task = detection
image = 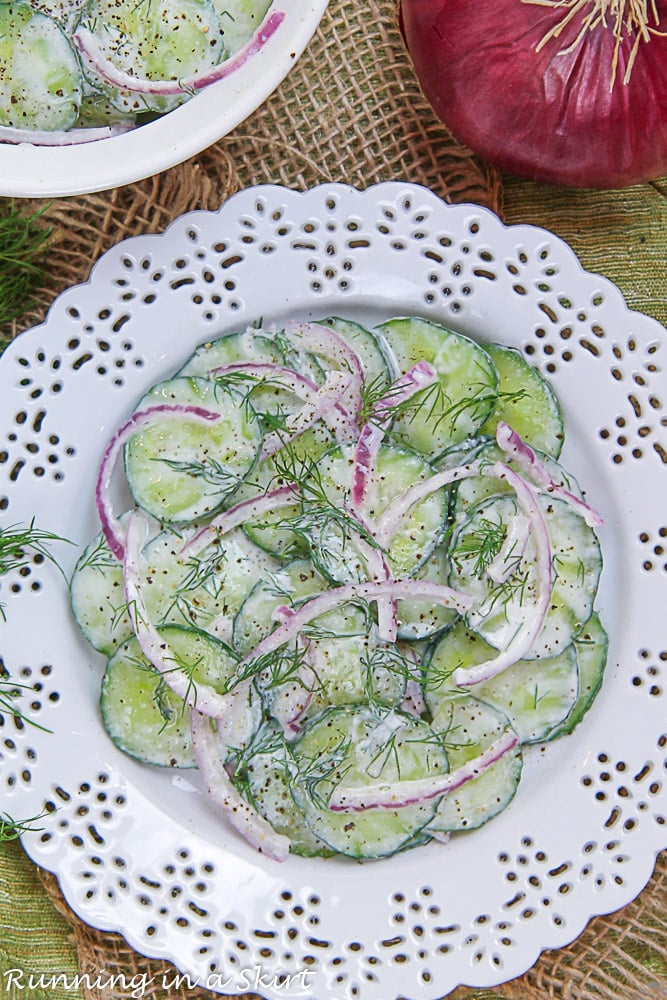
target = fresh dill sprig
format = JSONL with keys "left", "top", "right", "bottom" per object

{"left": 269, "top": 446, "right": 383, "bottom": 554}
{"left": 388, "top": 378, "right": 527, "bottom": 438}
{"left": 357, "top": 372, "right": 393, "bottom": 427}
{"left": 423, "top": 657, "right": 470, "bottom": 697}
{"left": 229, "top": 724, "right": 291, "bottom": 799}
{"left": 228, "top": 640, "right": 316, "bottom": 693}
{"left": 482, "top": 566, "right": 533, "bottom": 617}
{"left": 294, "top": 736, "right": 352, "bottom": 809}
{"left": 155, "top": 455, "right": 243, "bottom": 494}
{"left": 0, "top": 809, "right": 48, "bottom": 843}
{"left": 452, "top": 516, "right": 507, "bottom": 579}
{"left": 0, "top": 518, "right": 68, "bottom": 576}
{"left": 0, "top": 518, "right": 70, "bottom": 621}
{"left": 0, "top": 201, "right": 51, "bottom": 333}
{"left": 75, "top": 533, "right": 118, "bottom": 575}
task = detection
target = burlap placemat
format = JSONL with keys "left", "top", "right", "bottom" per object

{"left": 1, "top": 0, "right": 665, "bottom": 997}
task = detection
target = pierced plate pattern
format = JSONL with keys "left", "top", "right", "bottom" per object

{"left": 0, "top": 183, "right": 665, "bottom": 999}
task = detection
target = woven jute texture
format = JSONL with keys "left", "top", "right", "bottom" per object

{"left": 3, "top": 0, "right": 665, "bottom": 997}
{"left": 10, "top": 0, "right": 501, "bottom": 342}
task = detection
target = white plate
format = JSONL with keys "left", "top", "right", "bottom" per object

{"left": 0, "top": 2, "right": 328, "bottom": 198}
{"left": 0, "top": 182, "right": 665, "bottom": 999}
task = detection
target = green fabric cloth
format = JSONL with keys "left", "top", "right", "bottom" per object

{"left": 0, "top": 840, "right": 82, "bottom": 1000}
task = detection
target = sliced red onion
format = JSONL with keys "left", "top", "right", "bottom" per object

{"left": 0, "top": 123, "right": 133, "bottom": 146}
{"left": 179, "top": 484, "right": 299, "bottom": 559}
{"left": 451, "top": 462, "right": 553, "bottom": 688}
{"left": 495, "top": 422, "right": 603, "bottom": 528}
{"left": 351, "top": 361, "right": 437, "bottom": 509}
{"left": 352, "top": 534, "right": 397, "bottom": 642}
{"left": 191, "top": 710, "right": 290, "bottom": 862}
{"left": 401, "top": 677, "right": 427, "bottom": 718}
{"left": 96, "top": 404, "right": 221, "bottom": 561}
{"left": 374, "top": 460, "right": 482, "bottom": 548}
{"left": 351, "top": 422, "right": 385, "bottom": 510}
{"left": 123, "top": 511, "right": 241, "bottom": 718}
{"left": 428, "top": 829, "right": 452, "bottom": 845}
{"left": 239, "top": 578, "right": 474, "bottom": 674}
{"left": 73, "top": 9, "right": 285, "bottom": 96}
{"left": 261, "top": 371, "right": 354, "bottom": 458}
{"left": 211, "top": 360, "right": 356, "bottom": 442}
{"left": 284, "top": 320, "right": 365, "bottom": 421}
{"left": 326, "top": 728, "right": 519, "bottom": 811}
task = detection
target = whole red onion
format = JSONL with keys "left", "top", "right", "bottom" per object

{"left": 400, "top": 0, "right": 667, "bottom": 188}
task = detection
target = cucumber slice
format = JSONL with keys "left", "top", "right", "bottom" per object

{"left": 148, "top": 622, "right": 239, "bottom": 696}
{"left": 448, "top": 494, "right": 602, "bottom": 659}
{"left": 290, "top": 705, "right": 449, "bottom": 859}
{"left": 475, "top": 644, "right": 579, "bottom": 743}
{"left": 239, "top": 425, "right": 336, "bottom": 559}
{"left": 478, "top": 344, "right": 564, "bottom": 457}
{"left": 378, "top": 317, "right": 498, "bottom": 456}
{"left": 180, "top": 328, "right": 285, "bottom": 378}
{"left": 313, "top": 443, "right": 447, "bottom": 581}
{"left": 181, "top": 326, "right": 324, "bottom": 387}
{"left": 428, "top": 697, "right": 522, "bottom": 831}
{"left": 28, "top": 0, "right": 85, "bottom": 29}
{"left": 0, "top": 4, "right": 82, "bottom": 131}
{"left": 211, "top": 0, "right": 272, "bottom": 58}
{"left": 78, "top": 0, "right": 226, "bottom": 115}
{"left": 141, "top": 525, "right": 279, "bottom": 644}
{"left": 549, "top": 612, "right": 608, "bottom": 738}
{"left": 424, "top": 620, "right": 580, "bottom": 744}
{"left": 70, "top": 518, "right": 132, "bottom": 656}
{"left": 235, "top": 722, "right": 334, "bottom": 858}
{"left": 255, "top": 603, "right": 407, "bottom": 725}
{"left": 124, "top": 376, "right": 261, "bottom": 524}
{"left": 318, "top": 316, "right": 393, "bottom": 385}
{"left": 232, "top": 558, "right": 325, "bottom": 656}
{"left": 101, "top": 634, "right": 196, "bottom": 768}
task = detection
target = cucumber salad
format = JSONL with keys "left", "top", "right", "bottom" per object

{"left": 70, "top": 315, "right": 607, "bottom": 862}
{"left": 0, "top": 0, "right": 277, "bottom": 144}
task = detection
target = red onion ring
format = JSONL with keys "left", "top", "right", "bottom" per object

{"left": 191, "top": 709, "right": 290, "bottom": 861}
{"left": 239, "top": 578, "right": 474, "bottom": 675}
{"left": 485, "top": 512, "right": 531, "bottom": 584}
{"left": 495, "top": 422, "right": 604, "bottom": 527}
{"left": 451, "top": 462, "right": 553, "bottom": 687}
{"left": 374, "top": 460, "right": 482, "bottom": 548}
{"left": 351, "top": 360, "right": 437, "bottom": 509}
{"left": 210, "top": 360, "right": 356, "bottom": 434}
{"left": 179, "top": 484, "right": 300, "bottom": 560}
{"left": 284, "top": 320, "right": 365, "bottom": 421}
{"left": 96, "top": 404, "right": 221, "bottom": 561}
{"left": 327, "top": 727, "right": 520, "bottom": 811}
{"left": 261, "top": 371, "right": 354, "bottom": 457}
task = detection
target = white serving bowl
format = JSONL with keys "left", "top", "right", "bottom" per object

{"left": 0, "top": 0, "right": 328, "bottom": 199}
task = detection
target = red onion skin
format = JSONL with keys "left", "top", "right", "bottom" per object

{"left": 400, "top": 0, "right": 667, "bottom": 188}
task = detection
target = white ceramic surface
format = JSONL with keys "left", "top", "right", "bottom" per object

{"left": 0, "top": 183, "right": 665, "bottom": 999}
